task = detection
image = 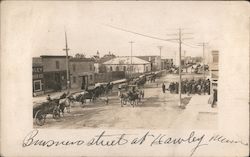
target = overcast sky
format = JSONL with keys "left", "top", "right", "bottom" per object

{"left": 2, "top": 1, "right": 249, "bottom": 60}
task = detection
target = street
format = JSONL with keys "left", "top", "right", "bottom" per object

{"left": 34, "top": 73, "right": 208, "bottom": 129}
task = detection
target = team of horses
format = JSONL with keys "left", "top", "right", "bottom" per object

{"left": 37, "top": 74, "right": 157, "bottom": 119}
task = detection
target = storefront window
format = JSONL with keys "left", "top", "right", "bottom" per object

{"left": 34, "top": 80, "right": 42, "bottom": 91}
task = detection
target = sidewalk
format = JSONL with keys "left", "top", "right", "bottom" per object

{"left": 170, "top": 95, "right": 218, "bottom": 129}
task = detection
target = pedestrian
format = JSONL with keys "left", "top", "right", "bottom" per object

{"left": 162, "top": 83, "right": 166, "bottom": 93}
{"left": 212, "top": 89, "right": 217, "bottom": 108}
{"left": 46, "top": 94, "right": 51, "bottom": 101}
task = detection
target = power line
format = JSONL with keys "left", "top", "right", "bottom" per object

{"left": 104, "top": 24, "right": 179, "bottom": 43}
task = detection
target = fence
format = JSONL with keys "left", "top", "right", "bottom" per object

{"left": 94, "top": 71, "right": 125, "bottom": 83}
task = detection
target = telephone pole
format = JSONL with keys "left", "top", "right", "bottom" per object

{"left": 158, "top": 46, "right": 163, "bottom": 70}
{"left": 129, "top": 41, "right": 134, "bottom": 78}
{"left": 197, "top": 42, "right": 208, "bottom": 80}
{"left": 167, "top": 28, "right": 193, "bottom": 108}
{"left": 63, "top": 31, "right": 70, "bottom": 94}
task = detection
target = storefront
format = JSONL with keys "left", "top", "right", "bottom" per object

{"left": 32, "top": 66, "right": 44, "bottom": 96}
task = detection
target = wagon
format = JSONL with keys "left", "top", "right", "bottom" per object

{"left": 33, "top": 99, "right": 61, "bottom": 126}
{"left": 120, "top": 85, "right": 144, "bottom": 107}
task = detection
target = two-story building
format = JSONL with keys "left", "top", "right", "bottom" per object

{"left": 209, "top": 50, "right": 219, "bottom": 93}
{"left": 40, "top": 55, "right": 70, "bottom": 93}
{"left": 32, "top": 57, "right": 44, "bottom": 96}
{"left": 69, "top": 58, "right": 95, "bottom": 90}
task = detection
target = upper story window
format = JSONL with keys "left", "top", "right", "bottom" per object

{"left": 56, "top": 61, "right": 60, "bottom": 69}
{"left": 110, "top": 66, "right": 113, "bottom": 72}
{"left": 116, "top": 66, "right": 119, "bottom": 71}
{"left": 213, "top": 55, "right": 218, "bottom": 63}
{"left": 89, "top": 64, "right": 92, "bottom": 71}
{"left": 73, "top": 64, "right": 76, "bottom": 72}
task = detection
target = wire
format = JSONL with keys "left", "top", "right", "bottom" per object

{"left": 182, "top": 41, "right": 200, "bottom": 48}
{"left": 104, "top": 24, "right": 179, "bottom": 43}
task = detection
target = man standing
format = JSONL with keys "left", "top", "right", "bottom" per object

{"left": 212, "top": 89, "right": 217, "bottom": 108}
{"left": 162, "top": 83, "right": 166, "bottom": 93}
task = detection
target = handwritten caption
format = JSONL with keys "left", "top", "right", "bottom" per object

{"left": 23, "top": 130, "right": 248, "bottom": 156}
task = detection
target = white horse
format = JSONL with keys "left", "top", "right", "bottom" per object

{"left": 59, "top": 97, "right": 71, "bottom": 117}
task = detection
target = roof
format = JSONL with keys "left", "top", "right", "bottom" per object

{"left": 103, "top": 56, "right": 150, "bottom": 65}
{"left": 70, "top": 58, "right": 94, "bottom": 62}
{"left": 136, "top": 56, "right": 159, "bottom": 62}
{"left": 40, "top": 55, "right": 71, "bottom": 58}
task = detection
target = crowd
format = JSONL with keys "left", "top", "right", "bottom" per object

{"left": 168, "top": 78, "right": 211, "bottom": 95}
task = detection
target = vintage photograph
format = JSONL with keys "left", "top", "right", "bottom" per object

{"left": 31, "top": 2, "right": 219, "bottom": 129}
{"left": 1, "top": 1, "right": 249, "bottom": 157}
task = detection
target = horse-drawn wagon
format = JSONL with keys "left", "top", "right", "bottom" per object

{"left": 33, "top": 99, "right": 61, "bottom": 126}
{"left": 119, "top": 85, "right": 144, "bottom": 107}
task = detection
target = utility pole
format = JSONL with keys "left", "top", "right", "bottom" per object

{"left": 167, "top": 29, "right": 193, "bottom": 108}
{"left": 158, "top": 46, "right": 163, "bottom": 70}
{"left": 178, "top": 29, "right": 182, "bottom": 107}
{"left": 63, "top": 31, "right": 70, "bottom": 94}
{"left": 129, "top": 41, "right": 134, "bottom": 78}
{"left": 197, "top": 42, "right": 208, "bottom": 80}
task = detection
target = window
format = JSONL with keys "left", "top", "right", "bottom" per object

{"left": 89, "top": 64, "right": 92, "bottom": 71}
{"left": 116, "top": 66, "right": 119, "bottom": 71}
{"left": 89, "top": 75, "right": 93, "bottom": 81}
{"left": 73, "top": 76, "right": 76, "bottom": 83}
{"left": 123, "top": 66, "right": 126, "bottom": 71}
{"left": 110, "top": 66, "right": 113, "bottom": 71}
{"left": 33, "top": 80, "right": 42, "bottom": 91}
{"left": 56, "top": 61, "right": 60, "bottom": 69}
{"left": 73, "top": 64, "right": 76, "bottom": 72}
{"left": 213, "top": 55, "right": 218, "bottom": 63}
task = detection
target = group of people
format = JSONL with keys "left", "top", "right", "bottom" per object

{"left": 167, "top": 78, "right": 211, "bottom": 95}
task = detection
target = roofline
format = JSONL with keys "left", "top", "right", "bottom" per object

{"left": 40, "top": 55, "right": 72, "bottom": 58}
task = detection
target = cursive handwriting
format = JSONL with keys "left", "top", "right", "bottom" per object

{"left": 23, "top": 130, "right": 85, "bottom": 147}
{"left": 22, "top": 130, "right": 249, "bottom": 156}
{"left": 87, "top": 131, "right": 129, "bottom": 146}
{"left": 150, "top": 131, "right": 208, "bottom": 156}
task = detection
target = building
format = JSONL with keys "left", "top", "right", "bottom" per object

{"left": 69, "top": 58, "right": 95, "bottom": 90}
{"left": 209, "top": 50, "right": 219, "bottom": 92}
{"left": 40, "top": 55, "right": 70, "bottom": 93}
{"left": 103, "top": 56, "right": 151, "bottom": 75}
{"left": 136, "top": 56, "right": 161, "bottom": 71}
{"left": 161, "top": 58, "right": 174, "bottom": 70}
{"left": 32, "top": 57, "right": 44, "bottom": 96}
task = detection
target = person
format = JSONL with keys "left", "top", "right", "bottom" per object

{"left": 46, "top": 95, "right": 52, "bottom": 101}
{"left": 118, "top": 89, "right": 121, "bottom": 97}
{"left": 162, "top": 83, "right": 166, "bottom": 93}
{"left": 212, "top": 89, "right": 217, "bottom": 108}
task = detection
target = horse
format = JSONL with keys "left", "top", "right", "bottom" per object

{"left": 58, "top": 97, "right": 71, "bottom": 117}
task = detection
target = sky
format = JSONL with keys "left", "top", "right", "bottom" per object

{"left": 2, "top": 1, "right": 249, "bottom": 61}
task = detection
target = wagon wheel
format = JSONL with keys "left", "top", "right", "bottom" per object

{"left": 35, "top": 110, "right": 46, "bottom": 126}
{"left": 53, "top": 107, "right": 60, "bottom": 119}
